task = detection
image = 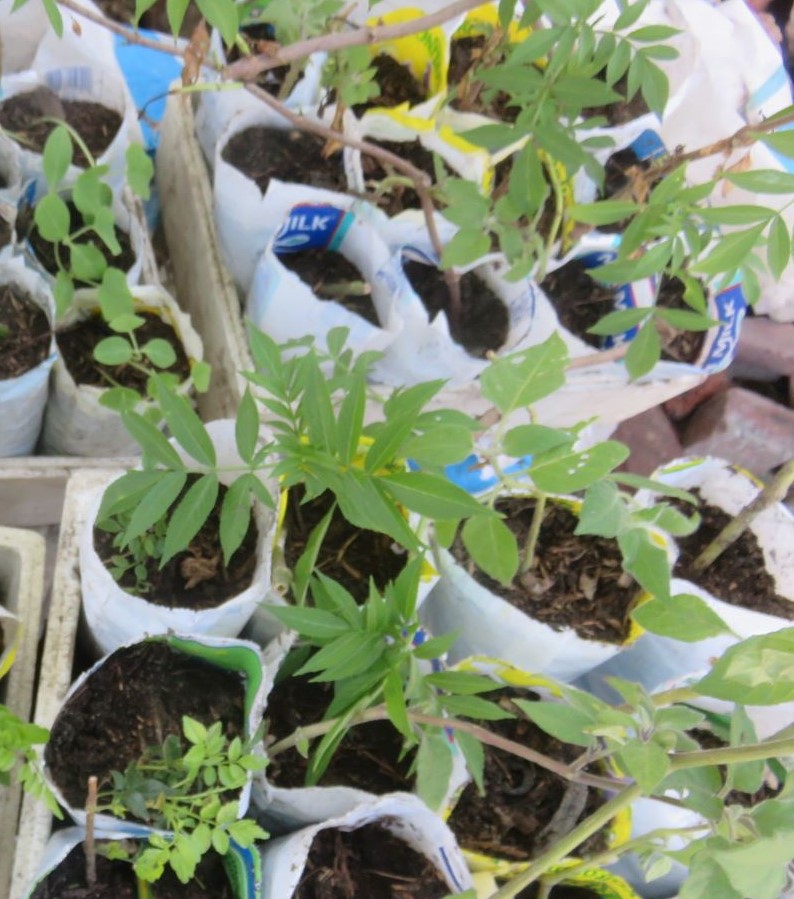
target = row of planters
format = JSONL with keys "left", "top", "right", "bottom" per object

{"left": 4, "top": 0, "right": 794, "bottom": 897}
{"left": 0, "top": 18, "right": 210, "bottom": 457}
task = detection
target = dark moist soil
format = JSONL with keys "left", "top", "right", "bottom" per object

{"left": 278, "top": 249, "right": 379, "bottom": 326}
{"left": 448, "top": 36, "right": 520, "bottom": 122}
{"left": 352, "top": 53, "right": 428, "bottom": 116}
{"left": 598, "top": 146, "right": 662, "bottom": 233}
{"left": 0, "top": 215, "right": 11, "bottom": 250}
{"left": 656, "top": 275, "right": 706, "bottom": 365}
{"left": 221, "top": 127, "right": 347, "bottom": 194}
{"left": 540, "top": 260, "right": 617, "bottom": 348}
{"left": 56, "top": 310, "right": 190, "bottom": 393}
{"left": 0, "top": 88, "right": 122, "bottom": 168}
{"left": 265, "top": 672, "right": 414, "bottom": 792}
{"left": 45, "top": 640, "right": 246, "bottom": 811}
{"left": 403, "top": 258, "right": 508, "bottom": 357}
{"left": 93, "top": 475, "right": 259, "bottom": 608}
{"left": 19, "top": 201, "right": 137, "bottom": 284}
{"left": 672, "top": 489, "right": 794, "bottom": 620}
{"left": 518, "top": 887, "right": 599, "bottom": 899}
{"left": 0, "top": 283, "right": 51, "bottom": 379}
{"left": 31, "top": 843, "right": 234, "bottom": 899}
{"left": 447, "top": 689, "right": 610, "bottom": 861}
{"left": 493, "top": 155, "right": 556, "bottom": 244}
{"left": 452, "top": 499, "right": 636, "bottom": 643}
{"left": 582, "top": 74, "right": 650, "bottom": 126}
{"left": 227, "top": 24, "right": 302, "bottom": 97}
{"left": 283, "top": 487, "right": 408, "bottom": 603}
{"left": 295, "top": 823, "right": 450, "bottom": 899}
{"left": 691, "top": 728, "right": 783, "bottom": 806}
{"left": 360, "top": 138, "right": 450, "bottom": 217}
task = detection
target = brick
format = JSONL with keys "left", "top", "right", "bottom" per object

{"left": 734, "top": 316, "right": 794, "bottom": 377}
{"left": 663, "top": 372, "right": 730, "bottom": 421}
{"left": 681, "top": 386, "right": 794, "bottom": 478}
{"left": 613, "top": 406, "right": 683, "bottom": 477}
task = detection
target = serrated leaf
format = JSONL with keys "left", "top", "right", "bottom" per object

{"left": 161, "top": 474, "right": 219, "bottom": 566}
{"left": 619, "top": 740, "right": 670, "bottom": 792}
{"left": 461, "top": 515, "right": 518, "bottom": 586}
{"left": 632, "top": 594, "right": 733, "bottom": 642}
{"left": 441, "top": 229, "right": 491, "bottom": 268}
{"left": 576, "top": 480, "right": 625, "bottom": 537}
{"left": 513, "top": 699, "right": 597, "bottom": 748}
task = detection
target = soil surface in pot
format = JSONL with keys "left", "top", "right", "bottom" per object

{"left": 518, "top": 887, "right": 599, "bottom": 899}
{"left": 360, "top": 138, "right": 451, "bottom": 216}
{"left": 45, "top": 640, "right": 246, "bottom": 810}
{"left": 672, "top": 489, "right": 794, "bottom": 620}
{"left": 94, "top": 474, "right": 259, "bottom": 607}
{"left": 0, "top": 214, "right": 11, "bottom": 251}
{"left": 296, "top": 822, "right": 450, "bottom": 898}
{"left": 692, "top": 728, "right": 783, "bottom": 806}
{"left": 493, "top": 154, "right": 558, "bottom": 244}
{"left": 0, "top": 283, "right": 51, "bottom": 379}
{"left": 227, "top": 23, "right": 303, "bottom": 97}
{"left": 265, "top": 671, "right": 414, "bottom": 791}
{"left": 352, "top": 53, "right": 428, "bottom": 116}
{"left": 403, "top": 257, "right": 508, "bottom": 357}
{"left": 30, "top": 842, "right": 234, "bottom": 899}
{"left": 540, "top": 260, "right": 617, "bottom": 348}
{"left": 582, "top": 74, "right": 650, "bottom": 125}
{"left": 57, "top": 309, "right": 190, "bottom": 392}
{"left": 0, "top": 87, "right": 122, "bottom": 168}
{"left": 283, "top": 487, "right": 408, "bottom": 602}
{"left": 448, "top": 36, "right": 520, "bottom": 122}
{"left": 278, "top": 249, "right": 379, "bottom": 325}
{"left": 656, "top": 275, "right": 706, "bottom": 364}
{"left": 452, "top": 499, "right": 636, "bottom": 643}
{"left": 19, "top": 200, "right": 137, "bottom": 283}
{"left": 221, "top": 126, "right": 347, "bottom": 194}
{"left": 448, "top": 688, "right": 610, "bottom": 861}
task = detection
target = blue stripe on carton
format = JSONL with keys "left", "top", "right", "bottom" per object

{"left": 628, "top": 129, "right": 666, "bottom": 163}
{"left": 702, "top": 281, "right": 746, "bottom": 371}
{"left": 274, "top": 205, "right": 354, "bottom": 254}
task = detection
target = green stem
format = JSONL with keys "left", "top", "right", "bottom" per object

{"left": 489, "top": 783, "right": 644, "bottom": 899}
{"left": 520, "top": 492, "right": 546, "bottom": 574}
{"left": 693, "top": 458, "right": 794, "bottom": 571}
{"left": 670, "top": 737, "right": 794, "bottom": 771}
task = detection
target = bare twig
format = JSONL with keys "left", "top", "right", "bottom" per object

{"left": 85, "top": 775, "right": 98, "bottom": 887}
{"left": 224, "top": 0, "right": 490, "bottom": 82}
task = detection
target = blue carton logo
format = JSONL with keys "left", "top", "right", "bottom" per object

{"left": 274, "top": 205, "right": 354, "bottom": 254}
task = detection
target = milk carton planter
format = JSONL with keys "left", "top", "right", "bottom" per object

{"left": 22, "top": 828, "right": 262, "bottom": 899}
{"left": 40, "top": 285, "right": 204, "bottom": 457}
{"left": 0, "top": 256, "right": 56, "bottom": 456}
{"left": 258, "top": 793, "right": 473, "bottom": 898}
{"left": 79, "top": 420, "right": 278, "bottom": 655}
{"left": 213, "top": 107, "right": 360, "bottom": 294}
{"left": 421, "top": 494, "right": 661, "bottom": 683}
{"left": 42, "top": 632, "right": 267, "bottom": 831}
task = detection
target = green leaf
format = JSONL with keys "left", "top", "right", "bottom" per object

{"left": 726, "top": 169, "right": 794, "bottom": 194}
{"left": 529, "top": 441, "right": 628, "bottom": 493}
{"left": 123, "top": 471, "right": 187, "bottom": 544}
{"left": 219, "top": 475, "right": 257, "bottom": 564}
{"left": 73, "top": 167, "right": 112, "bottom": 218}
{"left": 695, "top": 628, "right": 794, "bottom": 705}
{"left": 401, "top": 425, "right": 473, "bottom": 467}
{"left": 297, "top": 632, "right": 384, "bottom": 682}
{"left": 576, "top": 480, "right": 625, "bottom": 537}
{"left": 70, "top": 243, "right": 107, "bottom": 283}
{"left": 629, "top": 24, "right": 681, "bottom": 41}
{"left": 440, "top": 229, "right": 491, "bottom": 269}
{"left": 378, "top": 471, "right": 490, "bottom": 520}
{"left": 191, "top": 360, "right": 212, "bottom": 393}
{"left": 767, "top": 215, "right": 791, "bottom": 281}
{"left": 416, "top": 730, "right": 453, "bottom": 811}
{"left": 120, "top": 411, "right": 183, "bottom": 467}
{"left": 512, "top": 699, "right": 597, "bottom": 748}
{"left": 235, "top": 388, "right": 259, "bottom": 465}
{"left": 109, "top": 313, "right": 146, "bottom": 334}
{"left": 480, "top": 333, "right": 568, "bottom": 414}
{"left": 587, "top": 307, "right": 650, "bottom": 337}
{"left": 384, "top": 668, "right": 412, "bottom": 740}
{"left": 761, "top": 129, "right": 794, "bottom": 160}
{"left": 337, "top": 373, "right": 366, "bottom": 465}
{"left": 34, "top": 193, "right": 70, "bottom": 243}
{"left": 97, "top": 267, "right": 133, "bottom": 321}
{"left": 41, "top": 0, "right": 64, "bottom": 36}
{"left": 265, "top": 605, "right": 349, "bottom": 640}
{"left": 639, "top": 56, "right": 669, "bottom": 114}
{"left": 694, "top": 224, "right": 766, "bottom": 278}
{"left": 456, "top": 730, "right": 485, "bottom": 795}
{"left": 411, "top": 631, "right": 459, "bottom": 660}
{"left": 93, "top": 336, "right": 132, "bottom": 366}
{"left": 125, "top": 144, "right": 154, "bottom": 200}
{"left": 712, "top": 833, "right": 793, "bottom": 899}
{"left": 619, "top": 740, "right": 671, "bottom": 792}
{"left": 165, "top": 0, "right": 189, "bottom": 36}
{"left": 425, "top": 671, "right": 503, "bottom": 695}
{"left": 461, "top": 515, "right": 518, "bottom": 586}
{"left": 42, "top": 126, "right": 73, "bottom": 187}
{"left": 503, "top": 424, "right": 571, "bottom": 458}
{"left": 157, "top": 389, "right": 216, "bottom": 467}
{"left": 568, "top": 200, "right": 640, "bottom": 226}
{"left": 301, "top": 357, "right": 336, "bottom": 452}
{"left": 161, "top": 474, "right": 219, "bottom": 566}
{"left": 53, "top": 271, "right": 74, "bottom": 318}
{"left": 625, "top": 320, "right": 662, "bottom": 380}
{"left": 697, "top": 205, "right": 775, "bottom": 226}
{"left": 440, "top": 695, "right": 514, "bottom": 720}
{"left": 195, "top": 0, "right": 239, "bottom": 46}
{"left": 654, "top": 308, "right": 718, "bottom": 331}
{"left": 292, "top": 505, "right": 335, "bottom": 605}
{"left": 618, "top": 527, "right": 671, "bottom": 600}
{"left": 632, "top": 594, "right": 733, "bottom": 642}
{"left": 142, "top": 338, "right": 177, "bottom": 369}
{"left": 594, "top": 242, "right": 673, "bottom": 283}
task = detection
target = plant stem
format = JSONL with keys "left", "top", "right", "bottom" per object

{"left": 670, "top": 737, "right": 794, "bottom": 770}
{"left": 488, "top": 783, "right": 644, "bottom": 899}
{"left": 224, "top": 0, "right": 490, "bottom": 82}
{"left": 692, "top": 458, "right": 794, "bottom": 571}
{"left": 57, "top": 0, "right": 187, "bottom": 56}
{"left": 520, "top": 493, "right": 546, "bottom": 574}
{"left": 85, "top": 776, "right": 98, "bottom": 887}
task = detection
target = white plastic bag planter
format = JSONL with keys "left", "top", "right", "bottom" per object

{"left": 22, "top": 827, "right": 262, "bottom": 899}
{"left": 0, "top": 256, "right": 56, "bottom": 456}
{"left": 42, "top": 633, "right": 268, "bottom": 832}
{"left": 0, "top": 62, "right": 140, "bottom": 192}
{"left": 41, "top": 284, "right": 203, "bottom": 457}
{"left": 0, "top": 604, "right": 18, "bottom": 682}
{"left": 246, "top": 204, "right": 405, "bottom": 364}
{"left": 213, "top": 107, "right": 361, "bottom": 293}
{"left": 0, "top": 139, "right": 21, "bottom": 206}
{"left": 195, "top": 22, "right": 325, "bottom": 166}
{"left": 259, "top": 793, "right": 473, "bottom": 898}
{"left": 420, "top": 495, "right": 657, "bottom": 683}
{"left": 80, "top": 420, "right": 278, "bottom": 655}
